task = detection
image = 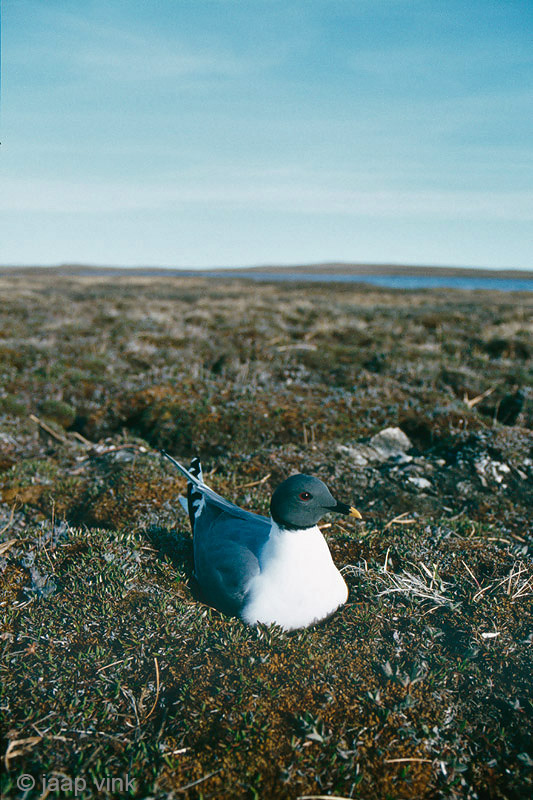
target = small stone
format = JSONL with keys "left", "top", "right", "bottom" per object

{"left": 408, "top": 476, "right": 432, "bottom": 490}
{"left": 395, "top": 453, "right": 414, "bottom": 465}
{"left": 369, "top": 427, "right": 412, "bottom": 457}
{"left": 338, "top": 427, "right": 413, "bottom": 466}
{"left": 475, "top": 456, "right": 511, "bottom": 485}
{"left": 336, "top": 444, "right": 370, "bottom": 466}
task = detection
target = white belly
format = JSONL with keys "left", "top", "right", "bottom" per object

{"left": 241, "top": 523, "right": 348, "bottom": 631}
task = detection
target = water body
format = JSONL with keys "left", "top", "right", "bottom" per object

{"left": 31, "top": 266, "right": 533, "bottom": 292}
{"left": 200, "top": 271, "right": 533, "bottom": 292}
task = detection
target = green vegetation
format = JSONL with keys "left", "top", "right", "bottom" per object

{"left": 1, "top": 270, "right": 532, "bottom": 798}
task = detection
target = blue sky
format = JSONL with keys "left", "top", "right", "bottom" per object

{"left": 1, "top": 0, "right": 532, "bottom": 269}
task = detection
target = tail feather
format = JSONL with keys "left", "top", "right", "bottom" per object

{"left": 162, "top": 452, "right": 205, "bottom": 532}
{"left": 188, "top": 456, "right": 203, "bottom": 482}
{"left": 161, "top": 451, "right": 205, "bottom": 487}
{"left": 187, "top": 459, "right": 205, "bottom": 532}
{"left": 163, "top": 450, "right": 261, "bottom": 525}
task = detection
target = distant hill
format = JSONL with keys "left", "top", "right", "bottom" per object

{"left": 1, "top": 262, "right": 533, "bottom": 280}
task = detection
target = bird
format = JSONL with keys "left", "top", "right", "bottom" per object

{"left": 162, "top": 453, "right": 362, "bottom": 631}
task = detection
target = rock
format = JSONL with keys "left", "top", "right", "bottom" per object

{"left": 408, "top": 476, "right": 432, "bottom": 490}
{"left": 392, "top": 452, "right": 414, "bottom": 465}
{"left": 336, "top": 444, "right": 372, "bottom": 466}
{"left": 28, "top": 566, "right": 57, "bottom": 598}
{"left": 337, "top": 426, "right": 413, "bottom": 466}
{"left": 475, "top": 456, "right": 511, "bottom": 487}
{"left": 497, "top": 389, "right": 524, "bottom": 425}
{"left": 369, "top": 427, "right": 412, "bottom": 457}
{"left": 479, "top": 388, "right": 525, "bottom": 426}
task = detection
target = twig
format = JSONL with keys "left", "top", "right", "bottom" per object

{"left": 448, "top": 506, "right": 467, "bottom": 521}
{"left": 0, "top": 539, "right": 17, "bottom": 556}
{"left": 298, "top": 795, "right": 356, "bottom": 800}
{"left": 384, "top": 511, "right": 416, "bottom": 530}
{"left": 302, "top": 423, "right": 316, "bottom": 447}
{"left": 385, "top": 757, "right": 433, "bottom": 764}
{"left": 462, "top": 560, "right": 481, "bottom": 588}
{"left": 96, "top": 657, "right": 133, "bottom": 674}
{"left": 70, "top": 431, "right": 93, "bottom": 446}
{"left": 333, "top": 522, "right": 355, "bottom": 536}
{"left": 472, "top": 564, "right": 531, "bottom": 603}
{"left": 376, "top": 564, "right": 454, "bottom": 607}
{"left": 144, "top": 658, "right": 160, "bottom": 721}
{"left": 276, "top": 342, "right": 317, "bottom": 352}
{"left": 235, "top": 473, "right": 271, "bottom": 489}
{"left": 0, "top": 503, "right": 17, "bottom": 536}
{"left": 464, "top": 386, "right": 496, "bottom": 408}
{"left": 512, "top": 578, "right": 533, "bottom": 600}
{"left": 4, "top": 736, "right": 42, "bottom": 770}
{"left": 505, "top": 563, "right": 533, "bottom": 600}
{"left": 472, "top": 583, "right": 495, "bottom": 602}
{"left": 175, "top": 770, "right": 221, "bottom": 793}
{"left": 29, "top": 414, "right": 66, "bottom": 443}
{"left": 41, "top": 501, "right": 56, "bottom": 572}
{"left": 121, "top": 687, "right": 141, "bottom": 728}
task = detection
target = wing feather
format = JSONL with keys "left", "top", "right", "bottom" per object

{"left": 162, "top": 451, "right": 270, "bottom": 525}
{"left": 162, "top": 452, "right": 271, "bottom": 614}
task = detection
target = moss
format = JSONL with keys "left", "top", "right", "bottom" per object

{"left": 2, "top": 521, "right": 531, "bottom": 799}
{"left": 0, "top": 394, "right": 26, "bottom": 417}
{"left": 38, "top": 399, "right": 77, "bottom": 428}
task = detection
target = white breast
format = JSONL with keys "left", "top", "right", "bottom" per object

{"left": 241, "top": 522, "right": 348, "bottom": 631}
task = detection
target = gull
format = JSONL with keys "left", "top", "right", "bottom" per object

{"left": 163, "top": 454, "right": 362, "bottom": 631}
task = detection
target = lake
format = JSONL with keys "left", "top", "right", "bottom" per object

{"left": 199, "top": 270, "right": 533, "bottom": 292}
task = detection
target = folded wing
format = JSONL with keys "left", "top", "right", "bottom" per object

{"left": 162, "top": 452, "right": 271, "bottom": 614}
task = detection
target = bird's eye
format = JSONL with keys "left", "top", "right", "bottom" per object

{"left": 299, "top": 491, "right": 312, "bottom": 501}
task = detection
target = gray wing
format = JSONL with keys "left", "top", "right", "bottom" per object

{"left": 193, "top": 501, "right": 271, "bottom": 615}
{"left": 162, "top": 452, "right": 271, "bottom": 614}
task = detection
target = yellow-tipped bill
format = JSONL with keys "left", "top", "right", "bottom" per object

{"left": 349, "top": 506, "right": 363, "bottom": 519}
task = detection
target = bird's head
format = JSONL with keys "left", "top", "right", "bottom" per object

{"left": 270, "top": 474, "right": 361, "bottom": 530}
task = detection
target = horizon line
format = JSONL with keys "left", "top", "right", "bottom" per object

{"left": 1, "top": 261, "right": 533, "bottom": 278}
